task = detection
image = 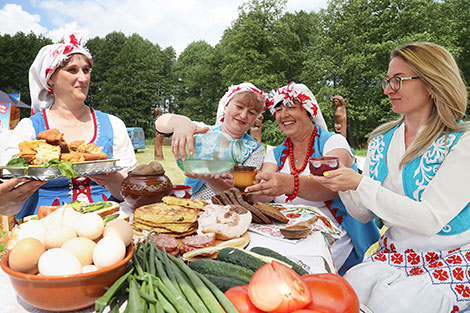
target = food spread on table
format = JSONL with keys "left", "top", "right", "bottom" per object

{"left": 0, "top": 159, "right": 357, "bottom": 313}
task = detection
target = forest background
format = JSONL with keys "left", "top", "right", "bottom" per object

{"left": 1, "top": 0, "right": 469, "bottom": 148}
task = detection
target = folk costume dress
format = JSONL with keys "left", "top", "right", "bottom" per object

{"left": 264, "top": 82, "right": 380, "bottom": 273}
{"left": 340, "top": 122, "right": 470, "bottom": 313}
{"left": 0, "top": 34, "right": 136, "bottom": 219}
{"left": 187, "top": 83, "right": 266, "bottom": 200}
{"left": 3, "top": 108, "right": 136, "bottom": 219}
{"left": 265, "top": 125, "right": 380, "bottom": 272}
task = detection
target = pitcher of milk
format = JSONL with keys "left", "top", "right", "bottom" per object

{"left": 176, "top": 130, "right": 244, "bottom": 174}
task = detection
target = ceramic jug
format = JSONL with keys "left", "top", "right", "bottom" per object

{"left": 177, "top": 130, "right": 244, "bottom": 174}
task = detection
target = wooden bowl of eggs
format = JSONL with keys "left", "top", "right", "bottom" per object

{"left": 0, "top": 206, "right": 135, "bottom": 312}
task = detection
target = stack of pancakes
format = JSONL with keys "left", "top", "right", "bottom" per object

{"left": 132, "top": 196, "right": 207, "bottom": 237}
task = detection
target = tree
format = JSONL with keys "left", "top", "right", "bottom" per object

{"left": 0, "top": 32, "right": 52, "bottom": 107}
{"left": 215, "top": 0, "right": 287, "bottom": 90}
{"left": 86, "top": 32, "right": 174, "bottom": 136}
{"left": 172, "top": 41, "right": 221, "bottom": 123}
{"left": 301, "top": 0, "right": 459, "bottom": 146}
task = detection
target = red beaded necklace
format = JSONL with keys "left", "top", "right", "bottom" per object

{"left": 284, "top": 127, "right": 318, "bottom": 202}
{"left": 286, "top": 127, "right": 318, "bottom": 174}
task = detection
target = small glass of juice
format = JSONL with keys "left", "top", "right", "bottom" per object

{"left": 308, "top": 156, "right": 339, "bottom": 176}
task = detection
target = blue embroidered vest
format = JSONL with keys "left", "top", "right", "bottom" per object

{"left": 185, "top": 124, "right": 262, "bottom": 193}
{"left": 272, "top": 126, "right": 380, "bottom": 258}
{"left": 368, "top": 123, "right": 470, "bottom": 235}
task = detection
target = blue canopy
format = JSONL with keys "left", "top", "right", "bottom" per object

{"left": 0, "top": 90, "right": 30, "bottom": 108}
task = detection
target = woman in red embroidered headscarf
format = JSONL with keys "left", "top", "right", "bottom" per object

{"left": 247, "top": 82, "right": 380, "bottom": 275}
{"left": 2, "top": 34, "right": 136, "bottom": 219}
{"left": 155, "top": 83, "right": 267, "bottom": 200}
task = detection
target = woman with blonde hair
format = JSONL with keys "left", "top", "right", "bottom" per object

{"left": 313, "top": 42, "right": 470, "bottom": 312}
{"left": 155, "top": 83, "right": 267, "bottom": 200}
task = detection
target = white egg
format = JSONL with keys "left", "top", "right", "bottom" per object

{"left": 44, "top": 225, "right": 77, "bottom": 249}
{"left": 103, "top": 219, "right": 133, "bottom": 246}
{"left": 61, "top": 237, "right": 96, "bottom": 266}
{"left": 38, "top": 248, "right": 82, "bottom": 276}
{"left": 93, "top": 237, "right": 126, "bottom": 269}
{"left": 82, "top": 265, "right": 99, "bottom": 273}
{"left": 18, "top": 220, "right": 47, "bottom": 245}
{"left": 76, "top": 213, "right": 104, "bottom": 240}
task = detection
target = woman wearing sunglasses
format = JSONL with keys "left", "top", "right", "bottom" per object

{"left": 312, "top": 42, "right": 470, "bottom": 312}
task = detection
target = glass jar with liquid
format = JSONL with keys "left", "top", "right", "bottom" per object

{"left": 176, "top": 130, "right": 244, "bottom": 174}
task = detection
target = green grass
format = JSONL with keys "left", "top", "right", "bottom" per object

{"left": 135, "top": 139, "right": 186, "bottom": 185}
{"left": 354, "top": 146, "right": 367, "bottom": 157}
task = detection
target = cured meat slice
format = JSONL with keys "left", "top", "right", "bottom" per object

{"left": 149, "top": 233, "right": 179, "bottom": 253}
{"left": 181, "top": 234, "right": 215, "bottom": 248}
{"left": 179, "top": 234, "right": 216, "bottom": 256}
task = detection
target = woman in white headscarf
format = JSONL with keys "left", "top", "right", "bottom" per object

{"left": 247, "top": 82, "right": 380, "bottom": 275}
{"left": 155, "top": 82, "right": 267, "bottom": 200}
{"left": 2, "top": 34, "right": 136, "bottom": 218}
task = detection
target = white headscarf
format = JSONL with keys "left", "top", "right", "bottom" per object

{"left": 267, "top": 82, "right": 328, "bottom": 130}
{"left": 215, "top": 83, "right": 267, "bottom": 125}
{"left": 29, "top": 34, "right": 93, "bottom": 114}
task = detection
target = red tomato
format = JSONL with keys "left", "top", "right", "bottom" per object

{"left": 291, "top": 310, "right": 323, "bottom": 313}
{"left": 37, "top": 206, "right": 60, "bottom": 219}
{"left": 248, "top": 261, "right": 311, "bottom": 313}
{"left": 301, "top": 273, "right": 360, "bottom": 313}
{"left": 225, "top": 285, "right": 265, "bottom": 313}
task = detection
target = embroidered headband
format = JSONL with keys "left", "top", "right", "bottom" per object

{"left": 29, "top": 33, "right": 93, "bottom": 114}
{"left": 267, "top": 82, "right": 328, "bottom": 130}
{"left": 215, "top": 82, "right": 267, "bottom": 125}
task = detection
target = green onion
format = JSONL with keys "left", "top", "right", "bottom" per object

{"left": 154, "top": 280, "right": 177, "bottom": 313}
{"left": 196, "top": 271, "right": 239, "bottom": 313}
{"left": 167, "top": 260, "right": 209, "bottom": 313}
{"left": 95, "top": 269, "right": 133, "bottom": 313}
{"left": 128, "top": 277, "right": 145, "bottom": 313}
{"left": 168, "top": 254, "right": 225, "bottom": 313}
{"left": 155, "top": 277, "right": 195, "bottom": 313}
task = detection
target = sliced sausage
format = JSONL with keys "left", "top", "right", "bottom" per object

{"left": 149, "top": 233, "right": 179, "bottom": 253}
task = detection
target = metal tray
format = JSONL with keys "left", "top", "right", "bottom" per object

{"left": 0, "top": 159, "right": 124, "bottom": 180}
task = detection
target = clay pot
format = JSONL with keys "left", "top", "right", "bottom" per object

{"left": 120, "top": 170, "right": 173, "bottom": 210}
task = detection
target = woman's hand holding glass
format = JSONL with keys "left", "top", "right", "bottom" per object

{"left": 309, "top": 165, "right": 363, "bottom": 192}
{"left": 246, "top": 171, "right": 294, "bottom": 196}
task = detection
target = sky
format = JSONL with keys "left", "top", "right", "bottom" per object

{"left": 0, "top": 0, "right": 329, "bottom": 55}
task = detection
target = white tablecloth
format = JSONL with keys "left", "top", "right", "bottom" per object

{"left": 0, "top": 268, "right": 95, "bottom": 313}
{"left": 0, "top": 202, "right": 335, "bottom": 313}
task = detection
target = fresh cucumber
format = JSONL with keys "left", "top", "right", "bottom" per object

{"left": 250, "top": 246, "right": 309, "bottom": 276}
{"left": 189, "top": 259, "right": 254, "bottom": 283}
{"left": 217, "top": 247, "right": 267, "bottom": 272}
{"left": 201, "top": 274, "right": 247, "bottom": 292}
